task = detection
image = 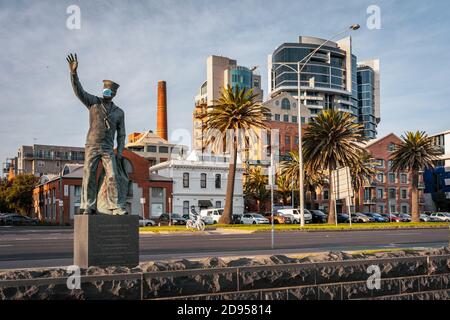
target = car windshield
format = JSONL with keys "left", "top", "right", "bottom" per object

{"left": 443, "top": 213, "right": 450, "bottom": 217}
{"left": 253, "top": 214, "right": 264, "bottom": 219}
{"left": 172, "top": 214, "right": 182, "bottom": 219}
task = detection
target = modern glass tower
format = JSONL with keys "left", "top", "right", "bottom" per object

{"left": 267, "top": 36, "right": 380, "bottom": 139}
{"left": 357, "top": 60, "right": 380, "bottom": 139}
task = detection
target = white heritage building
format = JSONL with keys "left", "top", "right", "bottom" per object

{"left": 150, "top": 151, "right": 244, "bottom": 216}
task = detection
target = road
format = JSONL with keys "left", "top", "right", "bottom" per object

{"left": 0, "top": 226, "right": 448, "bottom": 269}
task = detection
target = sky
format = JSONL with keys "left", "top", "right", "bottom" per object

{"left": 1, "top": 0, "right": 450, "bottom": 170}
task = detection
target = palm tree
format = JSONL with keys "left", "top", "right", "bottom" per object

{"left": 201, "top": 85, "right": 271, "bottom": 223}
{"left": 276, "top": 174, "right": 293, "bottom": 206}
{"left": 279, "top": 151, "right": 326, "bottom": 208}
{"left": 244, "top": 165, "right": 269, "bottom": 213}
{"left": 390, "top": 131, "right": 440, "bottom": 222}
{"left": 350, "top": 150, "right": 378, "bottom": 211}
{"left": 303, "top": 109, "right": 365, "bottom": 224}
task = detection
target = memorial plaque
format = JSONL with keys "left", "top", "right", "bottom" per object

{"left": 74, "top": 215, "right": 139, "bottom": 268}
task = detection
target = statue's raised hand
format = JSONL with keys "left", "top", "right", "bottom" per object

{"left": 66, "top": 53, "right": 78, "bottom": 73}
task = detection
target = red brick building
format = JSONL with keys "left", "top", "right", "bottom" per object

{"left": 355, "top": 133, "right": 425, "bottom": 214}
{"left": 33, "top": 149, "right": 173, "bottom": 225}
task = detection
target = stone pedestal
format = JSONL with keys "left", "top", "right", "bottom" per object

{"left": 74, "top": 215, "right": 139, "bottom": 268}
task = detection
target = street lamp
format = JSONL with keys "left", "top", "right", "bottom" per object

{"left": 272, "top": 24, "right": 360, "bottom": 227}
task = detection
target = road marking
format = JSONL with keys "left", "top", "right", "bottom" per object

{"left": 209, "top": 237, "right": 267, "bottom": 241}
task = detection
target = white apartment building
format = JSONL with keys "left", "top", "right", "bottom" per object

{"left": 150, "top": 151, "right": 244, "bottom": 216}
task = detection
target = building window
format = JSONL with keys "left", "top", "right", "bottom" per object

{"left": 401, "top": 189, "right": 408, "bottom": 199}
{"left": 400, "top": 174, "right": 408, "bottom": 184}
{"left": 375, "top": 159, "right": 384, "bottom": 168}
{"left": 274, "top": 114, "right": 280, "bottom": 121}
{"left": 215, "top": 174, "right": 221, "bottom": 189}
{"left": 183, "top": 201, "right": 190, "bottom": 215}
{"left": 378, "top": 205, "right": 385, "bottom": 213}
{"left": 401, "top": 204, "right": 408, "bottom": 214}
{"left": 388, "top": 160, "right": 394, "bottom": 168}
{"left": 294, "top": 136, "right": 299, "bottom": 145}
{"left": 183, "top": 173, "right": 189, "bottom": 188}
{"left": 388, "top": 173, "right": 396, "bottom": 183}
{"left": 285, "top": 135, "right": 291, "bottom": 147}
{"left": 74, "top": 185, "right": 81, "bottom": 197}
{"left": 159, "top": 146, "right": 169, "bottom": 153}
{"left": 389, "top": 188, "right": 397, "bottom": 199}
{"left": 377, "top": 173, "right": 384, "bottom": 183}
{"left": 147, "top": 145, "right": 157, "bottom": 153}
{"left": 215, "top": 201, "right": 222, "bottom": 208}
{"left": 281, "top": 98, "right": 290, "bottom": 110}
{"left": 323, "top": 190, "right": 329, "bottom": 200}
{"left": 390, "top": 205, "right": 396, "bottom": 213}
{"left": 376, "top": 188, "right": 384, "bottom": 199}
{"left": 292, "top": 116, "right": 298, "bottom": 123}
{"left": 388, "top": 143, "right": 396, "bottom": 152}
{"left": 200, "top": 173, "right": 207, "bottom": 188}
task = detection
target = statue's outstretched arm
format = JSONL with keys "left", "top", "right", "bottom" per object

{"left": 67, "top": 53, "right": 99, "bottom": 108}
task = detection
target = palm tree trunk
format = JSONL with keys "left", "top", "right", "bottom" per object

{"left": 327, "top": 168, "right": 336, "bottom": 224}
{"left": 411, "top": 170, "right": 420, "bottom": 222}
{"left": 220, "top": 137, "right": 237, "bottom": 224}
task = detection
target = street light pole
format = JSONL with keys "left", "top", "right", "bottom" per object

{"left": 274, "top": 24, "right": 360, "bottom": 227}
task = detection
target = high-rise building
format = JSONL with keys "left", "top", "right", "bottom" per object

{"left": 357, "top": 60, "right": 380, "bottom": 139}
{"left": 193, "top": 55, "right": 263, "bottom": 155}
{"left": 267, "top": 36, "right": 380, "bottom": 139}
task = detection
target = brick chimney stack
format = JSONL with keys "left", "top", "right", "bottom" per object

{"left": 156, "top": 80, "right": 168, "bottom": 141}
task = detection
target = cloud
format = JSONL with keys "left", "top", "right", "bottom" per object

{"left": 1, "top": 0, "right": 449, "bottom": 169}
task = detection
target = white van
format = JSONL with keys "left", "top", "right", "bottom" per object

{"left": 277, "top": 208, "right": 312, "bottom": 224}
{"left": 200, "top": 208, "right": 224, "bottom": 224}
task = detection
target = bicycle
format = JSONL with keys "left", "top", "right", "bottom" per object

{"left": 186, "top": 214, "right": 205, "bottom": 231}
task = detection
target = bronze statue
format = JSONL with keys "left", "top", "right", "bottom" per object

{"left": 67, "top": 53, "right": 128, "bottom": 215}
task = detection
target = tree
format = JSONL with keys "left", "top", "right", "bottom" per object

{"left": 244, "top": 165, "right": 269, "bottom": 213}
{"left": 201, "top": 85, "right": 271, "bottom": 223}
{"left": 4, "top": 174, "right": 39, "bottom": 215}
{"left": 0, "top": 179, "right": 12, "bottom": 212}
{"left": 303, "top": 110, "right": 365, "bottom": 224}
{"left": 350, "top": 150, "right": 378, "bottom": 210}
{"left": 390, "top": 131, "right": 440, "bottom": 222}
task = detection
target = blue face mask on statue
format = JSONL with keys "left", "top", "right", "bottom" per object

{"left": 103, "top": 88, "right": 113, "bottom": 98}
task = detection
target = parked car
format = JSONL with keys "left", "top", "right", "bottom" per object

{"left": 138, "top": 216, "right": 155, "bottom": 227}
{"left": 2, "top": 214, "right": 39, "bottom": 226}
{"left": 231, "top": 214, "right": 243, "bottom": 225}
{"left": 363, "top": 213, "right": 388, "bottom": 223}
{"left": 263, "top": 212, "right": 291, "bottom": 224}
{"left": 240, "top": 213, "right": 270, "bottom": 225}
{"left": 352, "top": 213, "right": 373, "bottom": 223}
{"left": 380, "top": 213, "right": 401, "bottom": 223}
{"left": 310, "top": 210, "right": 328, "bottom": 223}
{"left": 420, "top": 214, "right": 431, "bottom": 222}
{"left": 336, "top": 213, "right": 350, "bottom": 223}
{"left": 398, "top": 213, "right": 412, "bottom": 222}
{"left": 277, "top": 208, "right": 312, "bottom": 224}
{"left": 200, "top": 208, "right": 224, "bottom": 224}
{"left": 154, "top": 213, "right": 186, "bottom": 225}
{"left": 429, "top": 212, "right": 450, "bottom": 222}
